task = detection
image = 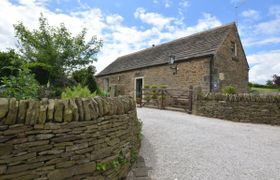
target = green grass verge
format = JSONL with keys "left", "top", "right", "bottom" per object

{"left": 251, "top": 87, "right": 280, "bottom": 92}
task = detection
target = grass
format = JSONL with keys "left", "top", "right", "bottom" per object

{"left": 251, "top": 87, "right": 280, "bottom": 93}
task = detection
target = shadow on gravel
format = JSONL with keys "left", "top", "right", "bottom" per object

{"left": 139, "top": 135, "right": 157, "bottom": 178}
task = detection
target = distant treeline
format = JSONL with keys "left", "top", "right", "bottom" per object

{"left": 248, "top": 82, "right": 277, "bottom": 89}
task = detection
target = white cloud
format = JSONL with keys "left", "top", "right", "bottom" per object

{"left": 179, "top": 0, "right": 190, "bottom": 8}
{"left": 153, "top": 0, "right": 159, "bottom": 4}
{"left": 134, "top": 8, "right": 174, "bottom": 30}
{"left": 164, "top": 0, "right": 171, "bottom": 8}
{"left": 243, "top": 37, "right": 280, "bottom": 47}
{"left": 269, "top": 5, "right": 280, "bottom": 17}
{"left": 254, "top": 19, "right": 280, "bottom": 35}
{"left": 241, "top": 9, "right": 260, "bottom": 20}
{"left": 106, "top": 14, "right": 123, "bottom": 25}
{"left": 248, "top": 50, "right": 280, "bottom": 83}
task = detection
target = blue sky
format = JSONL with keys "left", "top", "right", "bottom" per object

{"left": 0, "top": 0, "right": 280, "bottom": 83}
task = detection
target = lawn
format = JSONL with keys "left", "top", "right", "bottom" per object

{"left": 251, "top": 87, "right": 280, "bottom": 92}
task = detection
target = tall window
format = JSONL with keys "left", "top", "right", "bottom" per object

{"left": 103, "top": 78, "right": 109, "bottom": 92}
{"left": 231, "top": 41, "right": 237, "bottom": 57}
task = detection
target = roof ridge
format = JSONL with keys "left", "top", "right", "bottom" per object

{"left": 116, "top": 22, "right": 236, "bottom": 60}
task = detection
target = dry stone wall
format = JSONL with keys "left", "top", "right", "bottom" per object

{"left": 193, "top": 93, "right": 280, "bottom": 125}
{"left": 0, "top": 96, "right": 141, "bottom": 180}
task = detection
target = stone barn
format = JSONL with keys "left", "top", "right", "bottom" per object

{"left": 96, "top": 22, "right": 249, "bottom": 98}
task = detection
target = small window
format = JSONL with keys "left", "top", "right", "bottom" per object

{"left": 231, "top": 41, "right": 237, "bottom": 57}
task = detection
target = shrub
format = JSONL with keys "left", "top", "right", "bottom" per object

{"left": 144, "top": 84, "right": 150, "bottom": 89}
{"left": 61, "top": 84, "right": 96, "bottom": 99}
{"left": 150, "top": 85, "right": 158, "bottom": 99}
{"left": 223, "top": 85, "right": 236, "bottom": 94}
{"left": 159, "top": 84, "right": 168, "bottom": 89}
{"left": 72, "top": 66, "right": 99, "bottom": 93}
{"left": 0, "top": 49, "right": 25, "bottom": 80}
{"left": 24, "top": 62, "right": 51, "bottom": 85}
{"left": 0, "top": 68, "right": 39, "bottom": 99}
{"left": 95, "top": 86, "right": 109, "bottom": 97}
{"left": 151, "top": 85, "right": 157, "bottom": 89}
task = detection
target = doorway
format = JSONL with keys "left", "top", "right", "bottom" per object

{"left": 135, "top": 77, "right": 143, "bottom": 100}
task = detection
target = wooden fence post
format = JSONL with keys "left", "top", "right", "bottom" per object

{"left": 188, "top": 85, "right": 193, "bottom": 114}
{"left": 160, "top": 88, "right": 163, "bottom": 109}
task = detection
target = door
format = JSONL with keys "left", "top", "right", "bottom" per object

{"left": 135, "top": 78, "right": 143, "bottom": 99}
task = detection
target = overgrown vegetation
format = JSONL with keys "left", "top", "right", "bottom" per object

{"left": 61, "top": 84, "right": 96, "bottom": 99}
{"left": 222, "top": 85, "right": 236, "bottom": 94}
{"left": 130, "top": 148, "right": 138, "bottom": 164}
{"left": 0, "top": 68, "right": 39, "bottom": 99}
{"left": 0, "top": 14, "right": 106, "bottom": 100}
{"left": 14, "top": 14, "right": 102, "bottom": 87}
{"left": 96, "top": 162, "right": 107, "bottom": 171}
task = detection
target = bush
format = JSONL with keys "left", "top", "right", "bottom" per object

{"left": 61, "top": 84, "right": 96, "bottom": 99}
{"left": 144, "top": 84, "right": 150, "bottom": 89}
{"left": 159, "top": 84, "right": 168, "bottom": 89}
{"left": 95, "top": 86, "right": 109, "bottom": 97}
{"left": 24, "top": 62, "right": 51, "bottom": 85}
{"left": 72, "top": 66, "right": 98, "bottom": 93}
{"left": 222, "top": 85, "right": 236, "bottom": 94}
{"left": 0, "top": 68, "right": 39, "bottom": 99}
{"left": 0, "top": 49, "right": 25, "bottom": 80}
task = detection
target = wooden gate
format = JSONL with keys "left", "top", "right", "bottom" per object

{"left": 138, "top": 86, "right": 193, "bottom": 113}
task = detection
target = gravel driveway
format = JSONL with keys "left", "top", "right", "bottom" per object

{"left": 137, "top": 108, "right": 280, "bottom": 180}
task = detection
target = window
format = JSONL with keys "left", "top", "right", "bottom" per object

{"left": 231, "top": 41, "right": 237, "bottom": 57}
{"left": 103, "top": 78, "right": 109, "bottom": 92}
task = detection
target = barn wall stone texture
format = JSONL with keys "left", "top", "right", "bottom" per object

{"left": 97, "top": 57, "right": 211, "bottom": 97}
{"left": 0, "top": 96, "right": 141, "bottom": 180}
{"left": 193, "top": 94, "right": 280, "bottom": 125}
{"left": 213, "top": 28, "right": 249, "bottom": 93}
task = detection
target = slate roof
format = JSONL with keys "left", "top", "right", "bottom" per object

{"left": 97, "top": 22, "right": 236, "bottom": 77}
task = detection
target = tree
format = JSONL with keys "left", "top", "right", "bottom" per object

{"left": 14, "top": 14, "right": 102, "bottom": 86}
{"left": 0, "top": 49, "right": 25, "bottom": 79}
{"left": 72, "top": 65, "right": 98, "bottom": 93}
{"left": 272, "top": 74, "right": 280, "bottom": 87}
{"left": 266, "top": 80, "right": 274, "bottom": 87}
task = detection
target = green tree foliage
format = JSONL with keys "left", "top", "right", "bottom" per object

{"left": 273, "top": 74, "right": 280, "bottom": 87}
{"left": 0, "top": 68, "right": 39, "bottom": 99}
{"left": 24, "top": 62, "right": 51, "bottom": 85}
{"left": 266, "top": 80, "right": 274, "bottom": 88}
{"left": 72, "top": 65, "right": 100, "bottom": 93}
{"left": 0, "top": 49, "right": 25, "bottom": 79}
{"left": 14, "top": 14, "right": 102, "bottom": 86}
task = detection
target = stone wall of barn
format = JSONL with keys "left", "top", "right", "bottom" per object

{"left": 213, "top": 27, "right": 249, "bottom": 93}
{"left": 96, "top": 57, "right": 211, "bottom": 97}
{"left": 0, "top": 96, "right": 141, "bottom": 180}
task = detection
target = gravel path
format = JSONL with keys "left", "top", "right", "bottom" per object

{"left": 138, "top": 108, "right": 280, "bottom": 180}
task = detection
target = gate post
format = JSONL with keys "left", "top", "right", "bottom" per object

{"left": 188, "top": 85, "right": 193, "bottom": 114}
{"left": 160, "top": 88, "right": 163, "bottom": 109}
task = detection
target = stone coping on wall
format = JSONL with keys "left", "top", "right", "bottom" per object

{"left": 197, "top": 93, "right": 280, "bottom": 103}
{"left": 0, "top": 96, "right": 135, "bottom": 125}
